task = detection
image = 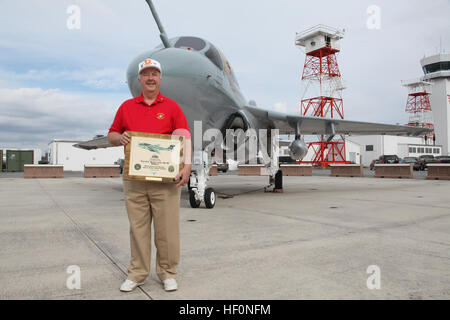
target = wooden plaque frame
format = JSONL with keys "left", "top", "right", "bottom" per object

{"left": 123, "top": 131, "right": 185, "bottom": 183}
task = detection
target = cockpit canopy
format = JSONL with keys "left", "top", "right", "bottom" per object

{"left": 169, "top": 36, "right": 239, "bottom": 88}
{"left": 174, "top": 36, "right": 223, "bottom": 71}
{"left": 174, "top": 36, "right": 206, "bottom": 51}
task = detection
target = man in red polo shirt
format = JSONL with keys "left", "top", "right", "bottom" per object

{"left": 108, "top": 58, "right": 191, "bottom": 293}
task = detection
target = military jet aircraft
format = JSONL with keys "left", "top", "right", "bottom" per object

{"left": 138, "top": 143, "right": 175, "bottom": 154}
{"left": 75, "top": 0, "right": 430, "bottom": 209}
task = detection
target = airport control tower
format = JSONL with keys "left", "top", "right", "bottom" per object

{"left": 296, "top": 24, "right": 348, "bottom": 166}
{"left": 420, "top": 53, "right": 450, "bottom": 155}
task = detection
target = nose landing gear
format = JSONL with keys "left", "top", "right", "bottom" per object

{"left": 189, "top": 187, "right": 216, "bottom": 209}
{"left": 188, "top": 151, "right": 216, "bottom": 209}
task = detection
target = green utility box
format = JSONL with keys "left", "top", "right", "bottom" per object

{"left": 6, "top": 150, "right": 34, "bottom": 172}
{"left": 0, "top": 150, "right": 3, "bottom": 172}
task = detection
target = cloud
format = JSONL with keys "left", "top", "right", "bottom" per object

{"left": 0, "top": 67, "right": 126, "bottom": 91}
{"left": 0, "top": 0, "right": 448, "bottom": 153}
{"left": 0, "top": 87, "right": 124, "bottom": 151}
{"left": 273, "top": 102, "right": 288, "bottom": 113}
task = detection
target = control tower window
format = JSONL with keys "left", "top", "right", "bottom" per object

{"left": 174, "top": 37, "right": 206, "bottom": 51}
{"left": 205, "top": 45, "right": 224, "bottom": 70}
{"left": 423, "top": 61, "right": 450, "bottom": 74}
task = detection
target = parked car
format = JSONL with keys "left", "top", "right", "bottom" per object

{"left": 400, "top": 156, "right": 421, "bottom": 171}
{"left": 378, "top": 155, "right": 400, "bottom": 164}
{"left": 435, "top": 156, "right": 450, "bottom": 163}
{"left": 417, "top": 155, "right": 439, "bottom": 170}
{"left": 217, "top": 162, "right": 229, "bottom": 173}
{"left": 213, "top": 161, "right": 229, "bottom": 173}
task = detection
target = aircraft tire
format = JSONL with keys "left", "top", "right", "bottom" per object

{"left": 204, "top": 187, "right": 216, "bottom": 209}
{"left": 187, "top": 177, "right": 192, "bottom": 191}
{"left": 189, "top": 190, "right": 201, "bottom": 208}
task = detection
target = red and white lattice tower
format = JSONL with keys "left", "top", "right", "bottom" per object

{"left": 295, "top": 25, "right": 348, "bottom": 167}
{"left": 402, "top": 79, "right": 434, "bottom": 144}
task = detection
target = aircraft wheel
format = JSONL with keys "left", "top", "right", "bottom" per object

{"left": 187, "top": 177, "right": 192, "bottom": 191}
{"left": 189, "top": 190, "right": 201, "bottom": 208}
{"left": 204, "top": 187, "right": 216, "bottom": 209}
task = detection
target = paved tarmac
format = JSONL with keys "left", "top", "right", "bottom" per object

{"left": 0, "top": 171, "right": 449, "bottom": 299}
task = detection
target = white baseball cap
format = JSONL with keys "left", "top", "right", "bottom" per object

{"left": 138, "top": 58, "right": 162, "bottom": 74}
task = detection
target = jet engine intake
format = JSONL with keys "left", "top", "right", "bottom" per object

{"left": 220, "top": 113, "right": 258, "bottom": 164}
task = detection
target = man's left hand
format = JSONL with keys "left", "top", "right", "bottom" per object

{"left": 175, "top": 164, "right": 191, "bottom": 187}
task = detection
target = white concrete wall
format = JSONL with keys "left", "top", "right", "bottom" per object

{"left": 304, "top": 34, "right": 340, "bottom": 53}
{"left": 347, "top": 135, "right": 424, "bottom": 166}
{"left": 429, "top": 78, "right": 450, "bottom": 155}
{"left": 345, "top": 140, "right": 361, "bottom": 164}
{"left": 397, "top": 144, "right": 409, "bottom": 158}
{"left": 33, "top": 149, "right": 41, "bottom": 164}
{"left": 48, "top": 141, "right": 124, "bottom": 171}
{"left": 346, "top": 136, "right": 381, "bottom": 166}
{"left": 305, "top": 34, "right": 326, "bottom": 53}
{"left": 279, "top": 145, "right": 290, "bottom": 156}
{"left": 49, "top": 143, "right": 57, "bottom": 165}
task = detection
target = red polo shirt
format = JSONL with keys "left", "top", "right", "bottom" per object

{"left": 109, "top": 92, "right": 191, "bottom": 139}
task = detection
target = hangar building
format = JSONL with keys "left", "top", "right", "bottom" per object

{"left": 346, "top": 136, "right": 442, "bottom": 166}
{"left": 48, "top": 139, "right": 124, "bottom": 171}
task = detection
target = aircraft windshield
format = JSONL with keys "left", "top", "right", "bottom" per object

{"left": 218, "top": 49, "right": 240, "bottom": 89}
{"left": 205, "top": 45, "right": 223, "bottom": 70}
{"left": 174, "top": 37, "right": 206, "bottom": 51}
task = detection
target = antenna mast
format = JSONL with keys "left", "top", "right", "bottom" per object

{"left": 145, "top": 0, "right": 171, "bottom": 48}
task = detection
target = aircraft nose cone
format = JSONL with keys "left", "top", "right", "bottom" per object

{"left": 127, "top": 47, "right": 210, "bottom": 97}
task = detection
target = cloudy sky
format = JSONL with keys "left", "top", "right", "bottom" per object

{"left": 0, "top": 0, "right": 449, "bottom": 153}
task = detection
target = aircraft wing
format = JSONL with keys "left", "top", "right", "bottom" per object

{"left": 73, "top": 136, "right": 113, "bottom": 150}
{"left": 243, "top": 105, "right": 431, "bottom": 136}
{"left": 73, "top": 107, "right": 430, "bottom": 151}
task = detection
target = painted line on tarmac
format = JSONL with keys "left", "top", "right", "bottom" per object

{"left": 37, "top": 179, "right": 154, "bottom": 300}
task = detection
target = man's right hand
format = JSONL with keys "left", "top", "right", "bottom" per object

{"left": 108, "top": 131, "right": 131, "bottom": 146}
{"left": 119, "top": 132, "right": 131, "bottom": 145}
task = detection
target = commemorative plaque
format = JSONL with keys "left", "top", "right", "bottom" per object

{"left": 123, "top": 131, "right": 185, "bottom": 183}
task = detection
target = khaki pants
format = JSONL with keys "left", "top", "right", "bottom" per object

{"left": 123, "top": 180, "right": 181, "bottom": 283}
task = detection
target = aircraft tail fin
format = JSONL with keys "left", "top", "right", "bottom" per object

{"left": 145, "top": 0, "right": 171, "bottom": 48}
